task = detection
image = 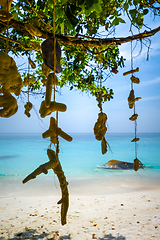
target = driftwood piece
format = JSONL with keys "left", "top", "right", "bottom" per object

{"left": 22, "top": 149, "right": 69, "bottom": 225}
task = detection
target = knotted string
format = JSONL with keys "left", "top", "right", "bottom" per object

{"left": 131, "top": 40, "right": 138, "bottom": 159}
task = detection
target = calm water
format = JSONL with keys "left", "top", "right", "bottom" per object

{"left": 0, "top": 133, "right": 160, "bottom": 181}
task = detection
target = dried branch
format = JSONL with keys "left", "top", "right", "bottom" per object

{"left": 22, "top": 149, "right": 69, "bottom": 225}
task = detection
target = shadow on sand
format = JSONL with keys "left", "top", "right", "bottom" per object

{"left": 0, "top": 229, "right": 126, "bottom": 240}
{"left": 98, "top": 233, "right": 126, "bottom": 239}
{"left": 0, "top": 229, "right": 71, "bottom": 240}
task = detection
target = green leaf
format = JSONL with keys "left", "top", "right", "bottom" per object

{"left": 109, "top": 15, "right": 115, "bottom": 20}
{"left": 133, "top": 0, "right": 140, "bottom": 5}
{"left": 48, "top": 0, "right": 53, "bottom": 7}
{"left": 123, "top": 2, "right": 129, "bottom": 11}
{"left": 143, "top": 9, "right": 149, "bottom": 15}
{"left": 66, "top": 19, "right": 73, "bottom": 30}
{"left": 61, "top": 22, "right": 64, "bottom": 34}
{"left": 129, "top": 9, "right": 137, "bottom": 19}
{"left": 78, "top": 0, "right": 86, "bottom": 5}
{"left": 111, "top": 18, "right": 120, "bottom": 26}
{"left": 93, "top": 2, "right": 101, "bottom": 13}
{"left": 61, "top": 0, "right": 68, "bottom": 4}
{"left": 117, "top": 17, "right": 125, "bottom": 23}
{"left": 86, "top": 0, "right": 94, "bottom": 10}
{"left": 12, "top": 11, "right": 19, "bottom": 20}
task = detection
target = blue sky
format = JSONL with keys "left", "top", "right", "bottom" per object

{"left": 0, "top": 14, "right": 160, "bottom": 134}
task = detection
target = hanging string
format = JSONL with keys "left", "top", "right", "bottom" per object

{"left": 6, "top": 0, "right": 9, "bottom": 53}
{"left": 27, "top": 54, "right": 30, "bottom": 102}
{"left": 52, "top": 0, "right": 59, "bottom": 155}
{"left": 130, "top": 40, "right": 138, "bottom": 159}
{"left": 98, "top": 62, "right": 103, "bottom": 113}
{"left": 53, "top": 0, "right": 56, "bottom": 102}
{"left": 130, "top": 40, "right": 134, "bottom": 91}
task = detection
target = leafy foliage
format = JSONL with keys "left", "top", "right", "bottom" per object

{"left": 0, "top": 0, "right": 160, "bottom": 102}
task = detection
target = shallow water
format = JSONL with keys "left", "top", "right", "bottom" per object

{"left": 0, "top": 133, "right": 160, "bottom": 196}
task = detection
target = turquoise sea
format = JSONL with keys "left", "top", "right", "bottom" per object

{"left": 0, "top": 133, "right": 160, "bottom": 195}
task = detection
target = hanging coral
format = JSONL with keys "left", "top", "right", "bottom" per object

{"left": 134, "top": 158, "right": 143, "bottom": 171}
{"left": 24, "top": 101, "right": 32, "bottom": 118}
{"left": 23, "top": 1, "right": 71, "bottom": 226}
{"left": 93, "top": 74, "right": 109, "bottom": 155}
{"left": 0, "top": 9, "right": 13, "bottom": 21}
{"left": 45, "top": 73, "right": 59, "bottom": 108}
{"left": 42, "top": 62, "right": 51, "bottom": 77}
{"left": 0, "top": 52, "right": 22, "bottom": 95}
{"left": 0, "top": 52, "right": 22, "bottom": 118}
{"left": 124, "top": 59, "right": 143, "bottom": 171}
{"left": 0, "top": 88, "right": 18, "bottom": 118}
{"left": 128, "top": 89, "right": 141, "bottom": 109}
{"left": 39, "top": 100, "right": 67, "bottom": 118}
{"left": 131, "top": 137, "right": 140, "bottom": 142}
{"left": 94, "top": 112, "right": 107, "bottom": 141}
{"left": 0, "top": 0, "right": 13, "bottom": 11}
{"left": 130, "top": 75, "right": 140, "bottom": 84}
{"left": 129, "top": 113, "right": 138, "bottom": 121}
{"left": 41, "top": 38, "right": 62, "bottom": 73}
{"left": 101, "top": 136, "right": 107, "bottom": 155}
{"left": 29, "top": 58, "right": 36, "bottom": 69}
{"left": 22, "top": 149, "right": 69, "bottom": 225}
{"left": 42, "top": 117, "right": 73, "bottom": 143}
{"left": 123, "top": 67, "right": 139, "bottom": 76}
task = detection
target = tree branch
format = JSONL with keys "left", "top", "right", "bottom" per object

{"left": 3, "top": 18, "right": 160, "bottom": 49}
{"left": 0, "top": 34, "right": 32, "bottom": 51}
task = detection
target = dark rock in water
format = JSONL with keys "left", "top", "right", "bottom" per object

{"left": 41, "top": 38, "right": 62, "bottom": 73}
{"left": 103, "top": 159, "right": 143, "bottom": 170}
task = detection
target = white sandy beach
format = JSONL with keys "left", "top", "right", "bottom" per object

{"left": 0, "top": 176, "right": 160, "bottom": 240}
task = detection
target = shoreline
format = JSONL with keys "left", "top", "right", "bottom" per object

{"left": 1, "top": 171, "right": 160, "bottom": 197}
{"left": 1, "top": 189, "right": 160, "bottom": 239}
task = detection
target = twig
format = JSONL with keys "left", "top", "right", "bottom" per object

{"left": 0, "top": 34, "right": 32, "bottom": 51}
{"left": 25, "top": 0, "right": 47, "bottom": 26}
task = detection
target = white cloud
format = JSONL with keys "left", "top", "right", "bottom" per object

{"left": 141, "top": 95, "right": 160, "bottom": 101}
{"left": 140, "top": 77, "right": 160, "bottom": 87}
